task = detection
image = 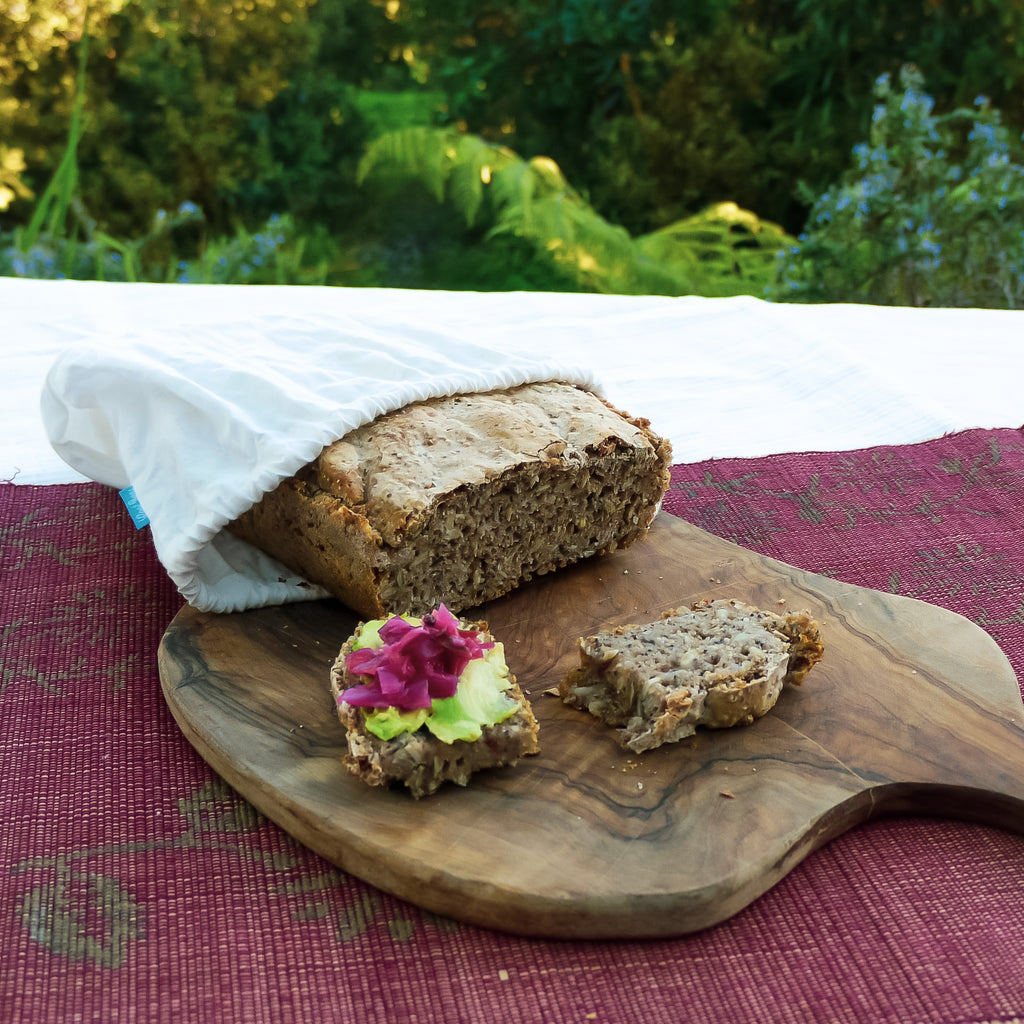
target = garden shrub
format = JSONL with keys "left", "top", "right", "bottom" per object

{"left": 0, "top": 2, "right": 119, "bottom": 220}
{"left": 1, "top": 0, "right": 323, "bottom": 237}
{"left": 770, "top": 66, "right": 1024, "bottom": 309}
{"left": 81, "top": 0, "right": 320, "bottom": 236}
{"left": 230, "top": 0, "right": 394, "bottom": 232}
{"left": 631, "top": 20, "right": 777, "bottom": 231}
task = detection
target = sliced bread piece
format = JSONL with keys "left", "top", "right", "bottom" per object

{"left": 560, "top": 598, "right": 824, "bottom": 753}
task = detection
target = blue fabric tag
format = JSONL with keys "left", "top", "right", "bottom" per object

{"left": 119, "top": 486, "right": 150, "bottom": 529}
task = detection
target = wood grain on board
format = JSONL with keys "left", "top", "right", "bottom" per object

{"left": 159, "top": 515, "right": 1024, "bottom": 938}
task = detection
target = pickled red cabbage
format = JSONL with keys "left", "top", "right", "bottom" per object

{"left": 342, "top": 604, "right": 494, "bottom": 710}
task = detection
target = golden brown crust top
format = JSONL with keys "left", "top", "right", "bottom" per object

{"left": 314, "top": 381, "right": 670, "bottom": 545}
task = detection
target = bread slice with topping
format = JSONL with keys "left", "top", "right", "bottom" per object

{"left": 560, "top": 599, "right": 824, "bottom": 753}
{"left": 329, "top": 610, "right": 540, "bottom": 798}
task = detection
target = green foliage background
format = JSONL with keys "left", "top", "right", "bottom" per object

{"left": 3, "top": 0, "right": 1024, "bottom": 304}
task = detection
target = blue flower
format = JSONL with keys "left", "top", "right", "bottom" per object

{"left": 900, "top": 89, "right": 933, "bottom": 116}
{"left": 969, "top": 122, "right": 998, "bottom": 148}
{"left": 177, "top": 200, "right": 201, "bottom": 216}
{"left": 861, "top": 173, "right": 891, "bottom": 197}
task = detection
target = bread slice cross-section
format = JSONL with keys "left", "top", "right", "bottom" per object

{"left": 560, "top": 599, "right": 824, "bottom": 753}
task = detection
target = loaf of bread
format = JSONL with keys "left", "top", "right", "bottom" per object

{"left": 228, "top": 381, "right": 672, "bottom": 618}
{"left": 329, "top": 611, "right": 540, "bottom": 798}
{"left": 560, "top": 599, "right": 824, "bottom": 752}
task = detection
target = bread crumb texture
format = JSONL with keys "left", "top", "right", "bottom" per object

{"left": 560, "top": 599, "right": 824, "bottom": 753}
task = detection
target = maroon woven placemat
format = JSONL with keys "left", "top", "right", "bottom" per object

{"left": 4, "top": 427, "right": 1024, "bottom": 1024}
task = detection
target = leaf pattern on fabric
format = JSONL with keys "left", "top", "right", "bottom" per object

{"left": 17, "top": 862, "right": 143, "bottom": 969}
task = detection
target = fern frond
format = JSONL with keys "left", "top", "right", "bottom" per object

{"left": 487, "top": 160, "right": 542, "bottom": 234}
{"left": 356, "top": 128, "right": 795, "bottom": 298}
{"left": 358, "top": 127, "right": 517, "bottom": 225}
{"left": 446, "top": 134, "right": 515, "bottom": 227}
{"left": 637, "top": 202, "right": 793, "bottom": 297}
{"left": 356, "top": 126, "right": 458, "bottom": 202}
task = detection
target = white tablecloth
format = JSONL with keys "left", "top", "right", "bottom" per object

{"left": 6, "top": 278, "right": 1022, "bottom": 489}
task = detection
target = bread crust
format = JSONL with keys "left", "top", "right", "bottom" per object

{"left": 228, "top": 381, "right": 671, "bottom": 617}
{"left": 560, "top": 599, "right": 824, "bottom": 753}
{"left": 234, "top": 476, "right": 391, "bottom": 616}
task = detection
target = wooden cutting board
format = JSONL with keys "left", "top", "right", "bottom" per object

{"left": 158, "top": 515, "right": 1024, "bottom": 939}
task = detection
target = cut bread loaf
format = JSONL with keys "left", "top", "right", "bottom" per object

{"left": 228, "top": 381, "right": 672, "bottom": 618}
{"left": 560, "top": 599, "right": 824, "bottom": 753}
{"left": 329, "top": 616, "right": 540, "bottom": 798}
